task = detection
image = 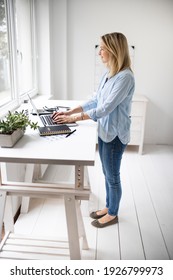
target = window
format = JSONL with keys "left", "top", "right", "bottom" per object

{"left": 0, "top": 0, "right": 11, "bottom": 106}
{"left": 0, "top": 0, "right": 37, "bottom": 114}
{"left": 15, "top": 0, "right": 37, "bottom": 96}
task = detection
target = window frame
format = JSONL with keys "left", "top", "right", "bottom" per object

{"left": 0, "top": 0, "right": 38, "bottom": 117}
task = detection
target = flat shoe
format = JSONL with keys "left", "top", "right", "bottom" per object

{"left": 91, "top": 216, "right": 118, "bottom": 228}
{"left": 90, "top": 211, "right": 107, "bottom": 219}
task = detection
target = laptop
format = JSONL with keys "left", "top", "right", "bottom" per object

{"left": 28, "top": 95, "right": 77, "bottom": 127}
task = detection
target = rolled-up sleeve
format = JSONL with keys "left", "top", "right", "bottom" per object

{"left": 81, "top": 96, "right": 98, "bottom": 121}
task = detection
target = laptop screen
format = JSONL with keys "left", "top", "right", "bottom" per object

{"left": 27, "top": 94, "right": 39, "bottom": 115}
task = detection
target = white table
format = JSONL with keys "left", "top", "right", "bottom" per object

{"left": 0, "top": 100, "right": 97, "bottom": 259}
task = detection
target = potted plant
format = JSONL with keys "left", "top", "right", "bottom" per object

{"left": 0, "top": 110, "right": 38, "bottom": 147}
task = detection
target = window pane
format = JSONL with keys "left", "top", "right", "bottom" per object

{"left": 15, "top": 0, "right": 35, "bottom": 95}
{"left": 0, "top": 0, "right": 12, "bottom": 106}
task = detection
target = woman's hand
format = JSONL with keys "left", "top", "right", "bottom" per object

{"left": 52, "top": 112, "right": 75, "bottom": 124}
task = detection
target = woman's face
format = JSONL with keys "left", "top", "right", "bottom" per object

{"left": 99, "top": 41, "right": 110, "bottom": 65}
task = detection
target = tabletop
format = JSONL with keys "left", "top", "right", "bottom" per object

{"left": 0, "top": 100, "right": 97, "bottom": 166}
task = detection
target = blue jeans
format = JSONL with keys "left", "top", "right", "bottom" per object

{"left": 98, "top": 136, "right": 127, "bottom": 216}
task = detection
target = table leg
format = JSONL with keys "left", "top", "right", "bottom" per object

{"left": 75, "top": 165, "right": 89, "bottom": 251}
{"left": 0, "top": 163, "right": 14, "bottom": 234}
{"left": 0, "top": 191, "right": 7, "bottom": 241}
{"left": 21, "top": 164, "right": 35, "bottom": 213}
{"left": 3, "top": 196, "right": 14, "bottom": 233}
{"left": 75, "top": 165, "right": 84, "bottom": 189}
{"left": 64, "top": 194, "right": 81, "bottom": 260}
{"left": 76, "top": 200, "right": 89, "bottom": 250}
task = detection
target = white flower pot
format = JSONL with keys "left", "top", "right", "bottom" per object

{"left": 0, "top": 129, "right": 24, "bottom": 148}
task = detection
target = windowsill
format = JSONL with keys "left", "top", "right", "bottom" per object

{"left": 0, "top": 100, "right": 20, "bottom": 119}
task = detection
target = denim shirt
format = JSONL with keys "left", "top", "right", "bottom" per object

{"left": 81, "top": 68, "right": 135, "bottom": 144}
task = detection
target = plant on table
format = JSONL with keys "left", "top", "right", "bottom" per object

{"left": 0, "top": 110, "right": 38, "bottom": 135}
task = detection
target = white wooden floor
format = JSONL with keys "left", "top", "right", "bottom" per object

{"left": 14, "top": 144, "right": 173, "bottom": 260}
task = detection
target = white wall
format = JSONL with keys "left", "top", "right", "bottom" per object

{"left": 35, "top": 0, "right": 52, "bottom": 96}
{"left": 37, "top": 0, "right": 173, "bottom": 145}
{"left": 49, "top": 0, "right": 68, "bottom": 99}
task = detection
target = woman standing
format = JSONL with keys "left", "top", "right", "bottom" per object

{"left": 52, "top": 32, "right": 135, "bottom": 228}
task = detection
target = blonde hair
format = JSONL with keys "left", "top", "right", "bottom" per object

{"left": 101, "top": 32, "right": 132, "bottom": 77}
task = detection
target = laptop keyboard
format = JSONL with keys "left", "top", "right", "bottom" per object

{"left": 40, "top": 115, "right": 55, "bottom": 126}
{"left": 40, "top": 114, "right": 77, "bottom": 127}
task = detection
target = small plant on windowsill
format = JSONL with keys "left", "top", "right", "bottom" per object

{"left": 0, "top": 110, "right": 38, "bottom": 147}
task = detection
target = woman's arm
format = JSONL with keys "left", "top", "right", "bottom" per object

{"left": 52, "top": 105, "right": 90, "bottom": 124}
